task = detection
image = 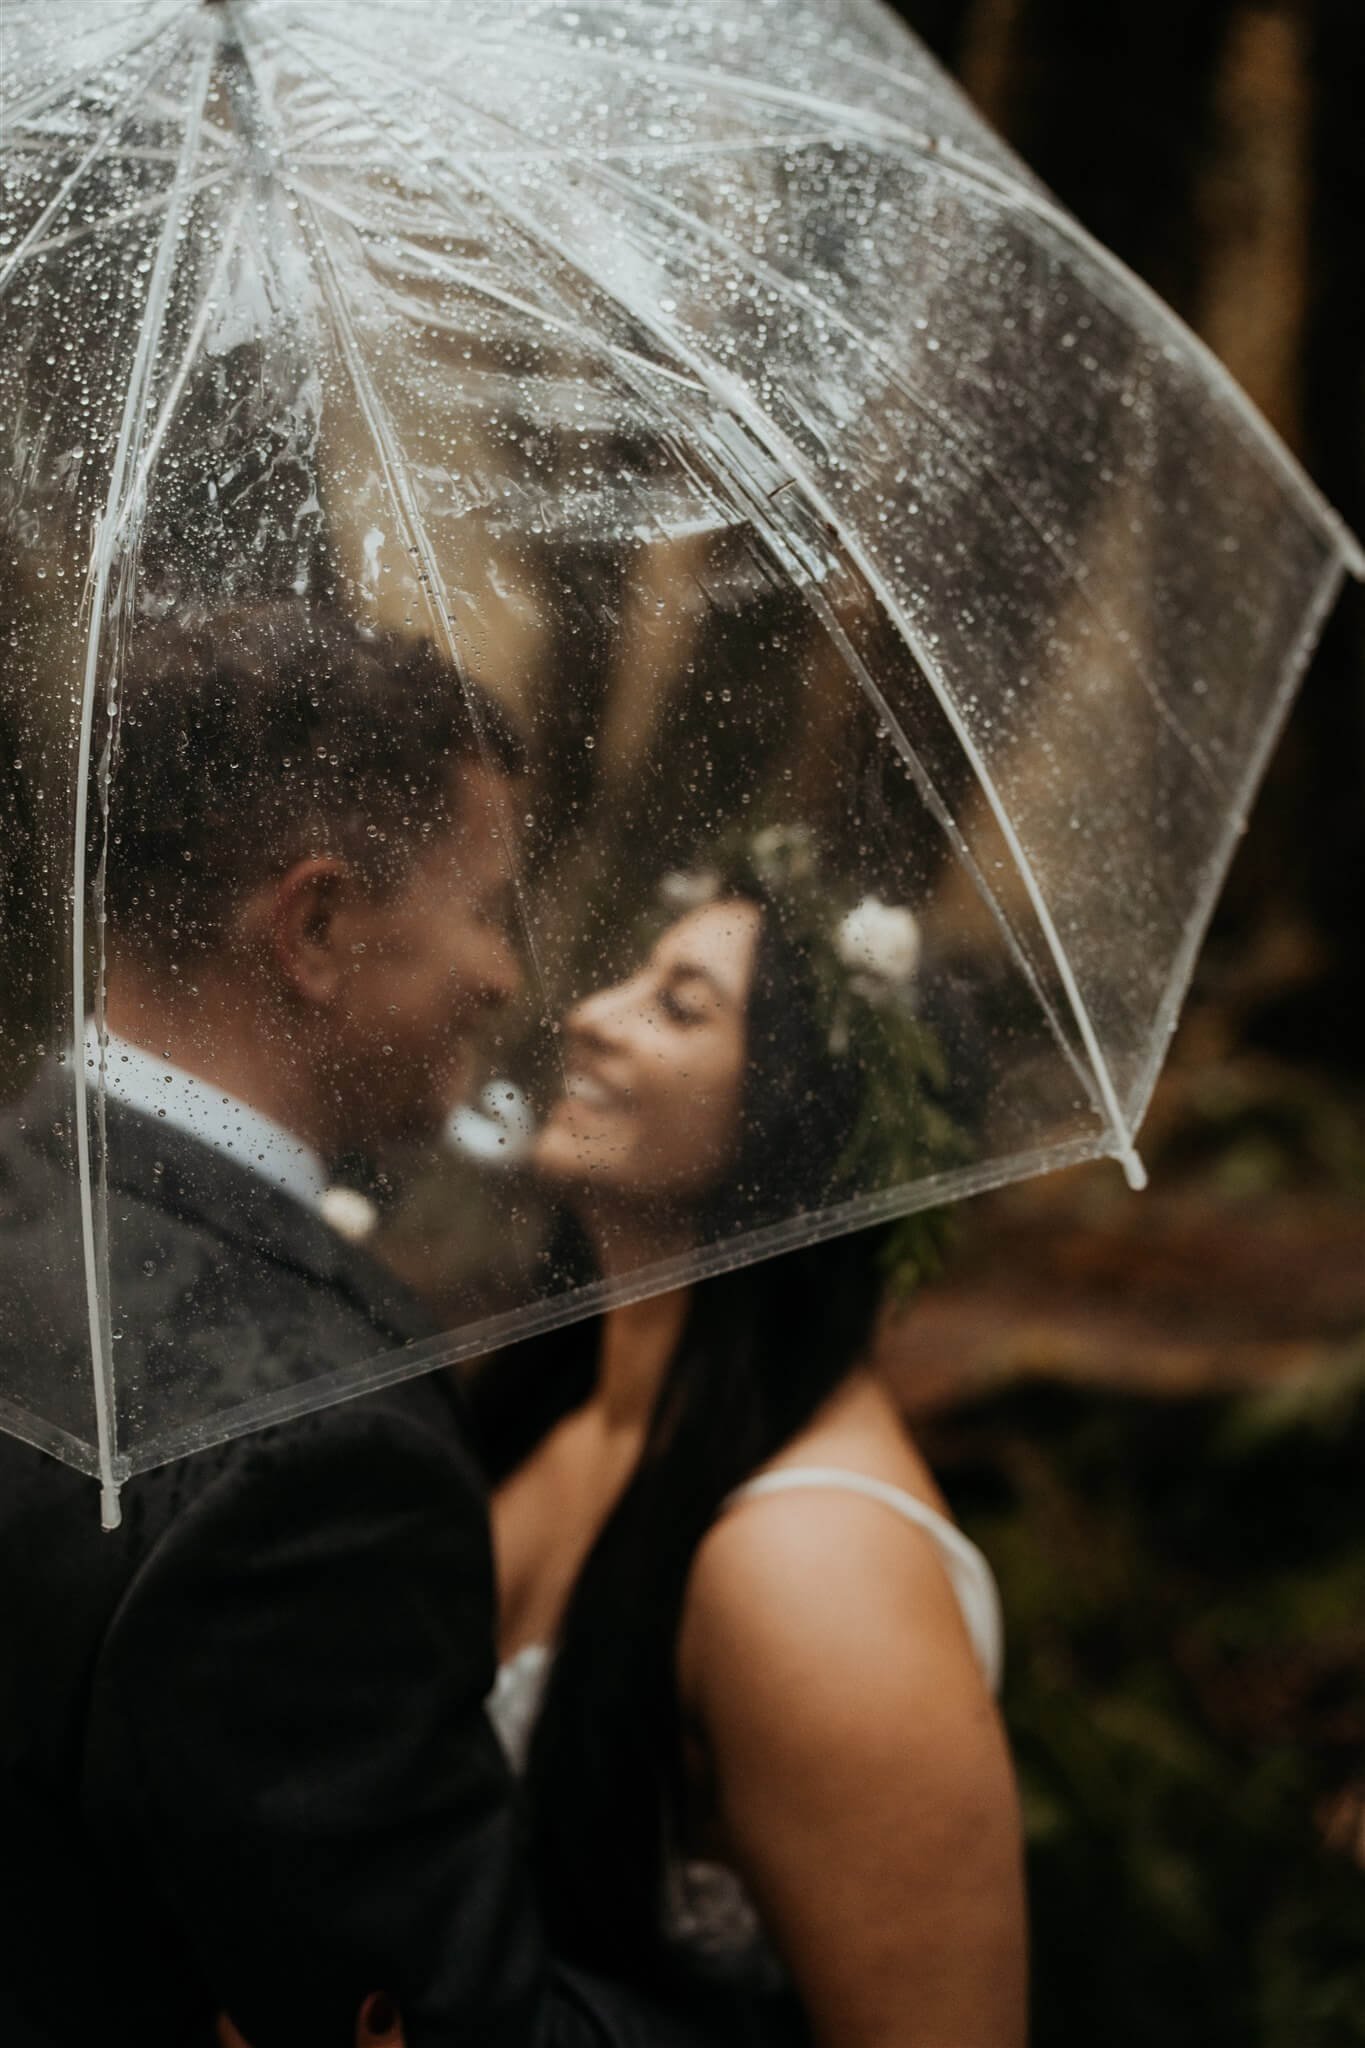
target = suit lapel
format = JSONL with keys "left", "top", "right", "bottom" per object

{"left": 97, "top": 1096, "right": 435, "bottom": 1349}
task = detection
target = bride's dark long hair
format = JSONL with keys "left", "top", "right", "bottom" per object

{"left": 472, "top": 880, "right": 897, "bottom": 1985}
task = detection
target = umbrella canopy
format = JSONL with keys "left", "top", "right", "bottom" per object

{"left": 1, "top": 0, "right": 1360, "bottom": 1523}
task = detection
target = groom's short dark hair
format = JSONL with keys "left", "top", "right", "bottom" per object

{"left": 103, "top": 600, "right": 526, "bottom": 966}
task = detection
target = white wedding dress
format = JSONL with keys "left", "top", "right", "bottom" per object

{"left": 488, "top": 1466, "right": 1004, "bottom": 1970}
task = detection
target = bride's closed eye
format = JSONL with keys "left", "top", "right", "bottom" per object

{"left": 659, "top": 974, "right": 713, "bottom": 1026}
{"left": 656, "top": 955, "right": 739, "bottom": 1027}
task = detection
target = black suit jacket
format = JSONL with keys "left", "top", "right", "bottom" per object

{"left": 0, "top": 1083, "right": 775, "bottom": 2048}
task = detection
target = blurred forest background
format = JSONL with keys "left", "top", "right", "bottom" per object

{"left": 0, "top": 1, "right": 1358, "bottom": 2035}
{"left": 879, "top": 3, "right": 1365, "bottom": 2041}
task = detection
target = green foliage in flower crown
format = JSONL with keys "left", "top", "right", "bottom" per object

{"left": 877, "top": 1202, "right": 956, "bottom": 1306}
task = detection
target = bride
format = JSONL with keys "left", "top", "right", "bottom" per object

{"left": 479, "top": 837, "right": 1027, "bottom": 2047}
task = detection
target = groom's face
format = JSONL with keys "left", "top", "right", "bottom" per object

{"left": 322, "top": 758, "right": 525, "bottom": 1145}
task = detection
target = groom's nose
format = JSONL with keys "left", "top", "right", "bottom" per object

{"left": 473, "top": 924, "right": 523, "bottom": 1009}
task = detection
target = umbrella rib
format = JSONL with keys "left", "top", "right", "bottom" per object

{"left": 293, "top": 6, "right": 910, "bottom": 168}
{"left": 492, "top": 145, "right": 1231, "bottom": 800}
{"left": 69, "top": 26, "right": 215, "bottom": 1529}
{"left": 507, "top": 28, "right": 1320, "bottom": 552}
{"left": 263, "top": 26, "right": 1126, "bottom": 1143}
{"left": 0, "top": 36, "right": 190, "bottom": 302}
{"left": 1120, "top": 545, "right": 1351, "bottom": 1140}
{"left": 299, "top": 13, "right": 1362, "bottom": 576}
{"left": 304, "top": 239, "right": 575, "bottom": 1104}
{"left": 369, "top": 5, "right": 937, "bottom": 120}
{"left": 265, "top": 27, "right": 766, "bottom": 516}
{"left": 1, "top": 169, "right": 230, "bottom": 269}
{"left": 291, "top": 120, "right": 867, "bottom": 169}
{"left": 1, "top": 3, "right": 183, "bottom": 133}
{"left": 273, "top": 15, "right": 1022, "bottom": 210}
{"left": 265, "top": 38, "right": 1161, "bottom": 1137}
{"left": 361, "top": 2, "right": 983, "bottom": 173}
{"left": 744, "top": 454, "right": 1151, "bottom": 1183}
{"left": 228, "top": 21, "right": 575, "bottom": 1111}
{"left": 111, "top": 195, "right": 249, "bottom": 547}
{"left": 707, "top": 406, "right": 1149, "bottom": 1180}
{"left": 454, "top": 37, "right": 1041, "bottom": 205}
{"left": 1, "top": 0, "right": 162, "bottom": 18}
{"left": 709, "top": 497, "right": 1104, "bottom": 1113}
{"left": 277, "top": 24, "right": 1234, "bottom": 798}
{"left": 293, "top": 180, "right": 711, "bottom": 396}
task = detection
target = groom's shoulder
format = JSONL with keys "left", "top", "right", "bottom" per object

{"left": 134, "top": 1370, "right": 489, "bottom": 1600}
{"left": 0, "top": 1370, "right": 488, "bottom": 1696}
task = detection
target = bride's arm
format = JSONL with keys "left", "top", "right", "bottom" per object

{"left": 677, "top": 1491, "right": 1027, "bottom": 2048}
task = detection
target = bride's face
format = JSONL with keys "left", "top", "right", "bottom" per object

{"left": 534, "top": 898, "right": 762, "bottom": 1207}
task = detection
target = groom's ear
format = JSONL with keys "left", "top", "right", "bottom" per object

{"left": 248, "top": 855, "right": 354, "bottom": 1006}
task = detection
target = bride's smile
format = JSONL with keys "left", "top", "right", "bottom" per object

{"left": 559, "top": 1066, "right": 631, "bottom": 1115}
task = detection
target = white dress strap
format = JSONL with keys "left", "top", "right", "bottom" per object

{"left": 723, "top": 1465, "right": 1004, "bottom": 1694}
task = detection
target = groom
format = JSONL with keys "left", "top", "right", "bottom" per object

{"left": 0, "top": 606, "right": 772, "bottom": 2047}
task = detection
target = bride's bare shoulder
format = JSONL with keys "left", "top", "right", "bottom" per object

{"left": 675, "top": 1390, "right": 1026, "bottom": 2048}
{"left": 678, "top": 1373, "right": 969, "bottom": 1705}
{"left": 761, "top": 1368, "right": 948, "bottom": 1511}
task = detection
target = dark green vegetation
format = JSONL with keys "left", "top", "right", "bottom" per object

{"left": 933, "top": 1361, "right": 1365, "bottom": 2047}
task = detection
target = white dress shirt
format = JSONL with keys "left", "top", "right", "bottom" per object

{"left": 85, "top": 1026, "right": 330, "bottom": 1217}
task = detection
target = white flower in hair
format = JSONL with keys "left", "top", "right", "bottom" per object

{"left": 659, "top": 868, "right": 722, "bottom": 911}
{"left": 750, "top": 822, "right": 816, "bottom": 889}
{"left": 835, "top": 895, "right": 922, "bottom": 994}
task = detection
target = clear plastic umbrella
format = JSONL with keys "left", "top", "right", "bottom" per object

{"left": 2, "top": 0, "right": 1360, "bottom": 1523}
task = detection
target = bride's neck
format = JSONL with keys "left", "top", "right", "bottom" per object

{"left": 571, "top": 1195, "right": 695, "bottom": 1429}
{"left": 596, "top": 1287, "right": 691, "bottom": 1431}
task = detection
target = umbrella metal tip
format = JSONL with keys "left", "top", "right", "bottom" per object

{"left": 1117, "top": 1145, "right": 1148, "bottom": 1193}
